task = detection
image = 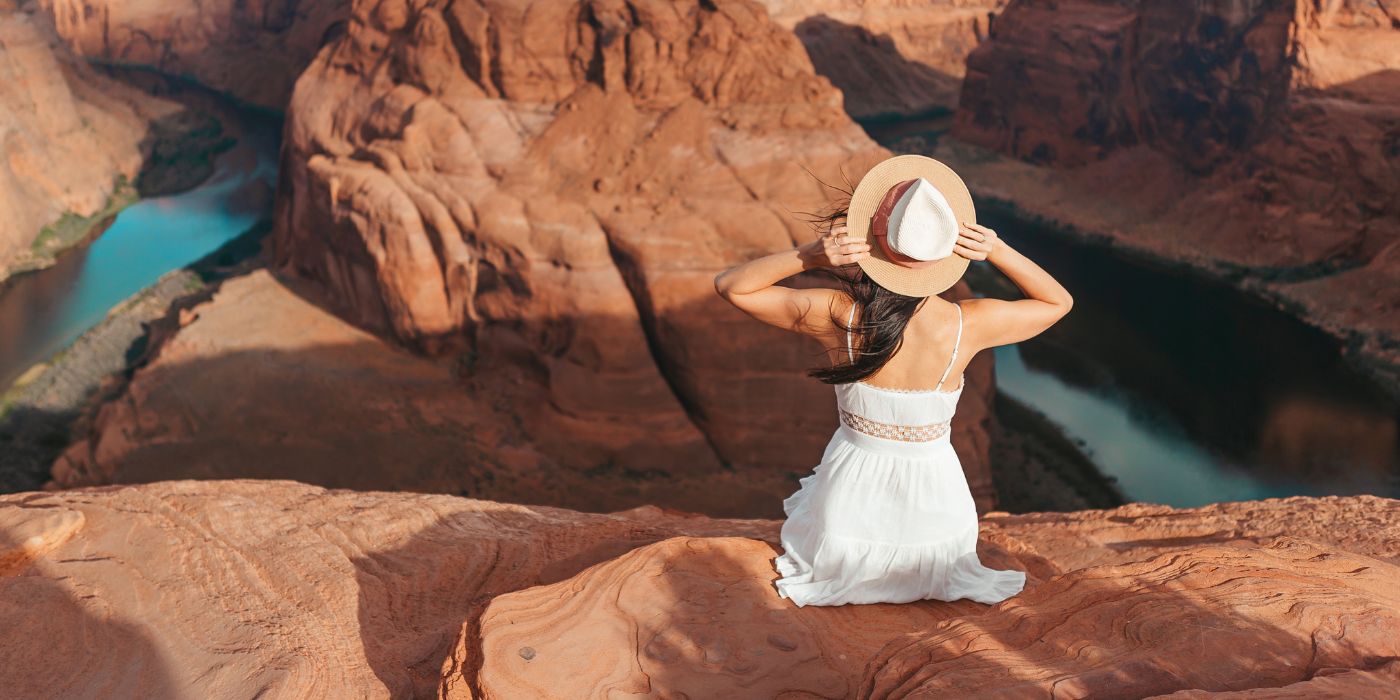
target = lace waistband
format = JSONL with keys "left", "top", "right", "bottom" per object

{"left": 838, "top": 409, "right": 952, "bottom": 443}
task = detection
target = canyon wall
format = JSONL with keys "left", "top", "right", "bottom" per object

{"left": 947, "top": 0, "right": 1400, "bottom": 392}
{"left": 0, "top": 0, "right": 182, "bottom": 280}
{"left": 38, "top": 0, "right": 349, "bottom": 109}
{"left": 263, "top": 0, "right": 1000, "bottom": 511}
{"left": 4, "top": 479, "right": 1398, "bottom": 697}
{"left": 760, "top": 0, "right": 1005, "bottom": 119}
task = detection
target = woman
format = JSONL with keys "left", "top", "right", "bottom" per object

{"left": 713, "top": 155, "right": 1073, "bottom": 607}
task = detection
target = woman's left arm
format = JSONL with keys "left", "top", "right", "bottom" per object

{"left": 713, "top": 224, "right": 870, "bottom": 335}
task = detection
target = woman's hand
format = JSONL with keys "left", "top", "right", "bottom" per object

{"left": 802, "top": 223, "right": 871, "bottom": 269}
{"left": 953, "top": 220, "right": 1000, "bottom": 261}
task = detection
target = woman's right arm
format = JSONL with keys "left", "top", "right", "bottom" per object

{"left": 955, "top": 220, "right": 1073, "bottom": 349}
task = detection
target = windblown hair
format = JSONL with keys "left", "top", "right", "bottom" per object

{"left": 793, "top": 174, "right": 927, "bottom": 385}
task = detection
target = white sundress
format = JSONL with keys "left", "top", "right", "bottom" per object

{"left": 772, "top": 302, "right": 1027, "bottom": 607}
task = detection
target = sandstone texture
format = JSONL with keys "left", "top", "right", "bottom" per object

{"left": 38, "top": 0, "right": 350, "bottom": 109}
{"left": 50, "top": 266, "right": 995, "bottom": 518}
{"left": 948, "top": 0, "right": 1400, "bottom": 394}
{"left": 268, "top": 0, "right": 1000, "bottom": 510}
{"left": 3, "top": 480, "right": 1397, "bottom": 698}
{"left": 760, "top": 0, "right": 1005, "bottom": 119}
{"left": 0, "top": 0, "right": 182, "bottom": 280}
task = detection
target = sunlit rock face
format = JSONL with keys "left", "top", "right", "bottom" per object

{"left": 37, "top": 0, "right": 349, "bottom": 109}
{"left": 950, "top": 0, "right": 1400, "bottom": 393}
{"left": 0, "top": 1, "right": 180, "bottom": 278}
{"left": 4, "top": 480, "right": 1397, "bottom": 698}
{"left": 759, "top": 0, "right": 1006, "bottom": 119}
{"left": 269, "top": 0, "right": 1000, "bottom": 508}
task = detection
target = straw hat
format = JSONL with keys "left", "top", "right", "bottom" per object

{"left": 846, "top": 154, "right": 976, "bottom": 297}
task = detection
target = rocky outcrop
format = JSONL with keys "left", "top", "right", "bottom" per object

{"left": 50, "top": 266, "right": 996, "bottom": 517}
{"left": 269, "top": 0, "right": 1000, "bottom": 509}
{"left": 759, "top": 0, "right": 1006, "bottom": 119}
{"left": 3, "top": 480, "right": 1397, "bottom": 698}
{"left": 38, "top": 0, "right": 349, "bottom": 110}
{"left": 0, "top": 0, "right": 183, "bottom": 280}
{"left": 948, "top": 0, "right": 1400, "bottom": 393}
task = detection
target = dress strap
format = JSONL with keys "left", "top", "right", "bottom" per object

{"left": 846, "top": 302, "right": 857, "bottom": 363}
{"left": 936, "top": 303, "right": 964, "bottom": 390}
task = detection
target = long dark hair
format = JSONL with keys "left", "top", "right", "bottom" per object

{"left": 794, "top": 177, "right": 927, "bottom": 385}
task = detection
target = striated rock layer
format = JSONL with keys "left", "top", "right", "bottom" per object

{"left": 38, "top": 0, "right": 350, "bottom": 109}
{"left": 759, "top": 0, "right": 1005, "bottom": 119}
{"left": 0, "top": 0, "right": 183, "bottom": 280}
{"left": 949, "top": 0, "right": 1400, "bottom": 393}
{"left": 3, "top": 480, "right": 1398, "bottom": 698}
{"left": 266, "top": 0, "right": 999, "bottom": 508}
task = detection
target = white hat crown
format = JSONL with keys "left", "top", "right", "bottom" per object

{"left": 886, "top": 177, "right": 959, "bottom": 261}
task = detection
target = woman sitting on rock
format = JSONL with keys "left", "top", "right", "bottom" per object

{"left": 713, "top": 155, "right": 1073, "bottom": 607}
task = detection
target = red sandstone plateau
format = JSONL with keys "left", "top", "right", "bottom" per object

{"left": 0, "top": 0, "right": 184, "bottom": 280}
{"left": 3, "top": 479, "right": 1399, "bottom": 697}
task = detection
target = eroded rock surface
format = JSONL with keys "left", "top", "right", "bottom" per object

{"left": 0, "top": 479, "right": 776, "bottom": 699}
{"left": 948, "top": 0, "right": 1400, "bottom": 393}
{"left": 38, "top": 0, "right": 349, "bottom": 109}
{"left": 760, "top": 0, "right": 1005, "bottom": 119}
{"left": 479, "top": 493, "right": 1400, "bottom": 698}
{"left": 0, "top": 0, "right": 183, "bottom": 279}
{"left": 5, "top": 480, "right": 1395, "bottom": 698}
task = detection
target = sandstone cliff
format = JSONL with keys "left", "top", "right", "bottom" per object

{"left": 0, "top": 0, "right": 183, "bottom": 280}
{"left": 38, "top": 0, "right": 349, "bottom": 110}
{"left": 759, "top": 0, "right": 1005, "bottom": 119}
{"left": 264, "top": 0, "right": 999, "bottom": 509}
{"left": 3, "top": 479, "right": 1397, "bottom": 697}
{"left": 948, "top": 0, "right": 1400, "bottom": 394}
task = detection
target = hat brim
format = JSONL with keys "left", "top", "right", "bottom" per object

{"left": 848, "top": 155, "right": 974, "bottom": 297}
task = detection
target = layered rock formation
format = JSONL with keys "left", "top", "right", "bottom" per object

{"left": 947, "top": 0, "right": 1400, "bottom": 393}
{"left": 4, "top": 479, "right": 1397, "bottom": 698}
{"left": 265, "top": 0, "right": 999, "bottom": 510}
{"left": 52, "top": 267, "right": 784, "bottom": 517}
{"left": 0, "top": 0, "right": 183, "bottom": 280}
{"left": 760, "top": 0, "right": 1005, "bottom": 119}
{"left": 38, "top": 0, "right": 349, "bottom": 109}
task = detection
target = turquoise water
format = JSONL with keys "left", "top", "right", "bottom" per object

{"left": 0, "top": 110, "right": 279, "bottom": 391}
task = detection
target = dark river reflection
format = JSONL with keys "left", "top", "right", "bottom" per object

{"left": 0, "top": 106, "right": 279, "bottom": 392}
{"left": 969, "top": 206, "right": 1400, "bottom": 506}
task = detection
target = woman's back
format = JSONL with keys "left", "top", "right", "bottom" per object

{"left": 847, "top": 296, "right": 968, "bottom": 394}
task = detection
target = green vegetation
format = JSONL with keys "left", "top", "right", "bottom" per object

{"left": 29, "top": 175, "right": 138, "bottom": 256}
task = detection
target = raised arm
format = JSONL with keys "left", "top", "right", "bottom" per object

{"left": 954, "top": 220, "right": 1073, "bottom": 350}
{"left": 713, "top": 223, "right": 869, "bottom": 336}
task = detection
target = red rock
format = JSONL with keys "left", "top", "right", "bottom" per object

{"left": 38, "top": 0, "right": 349, "bottom": 109}
{"left": 760, "top": 0, "right": 1005, "bottom": 118}
{"left": 262, "top": 0, "right": 998, "bottom": 507}
{"left": 0, "top": 479, "right": 777, "bottom": 698}
{"left": 0, "top": 2, "right": 182, "bottom": 280}
{"left": 478, "top": 494, "right": 1400, "bottom": 698}
{"left": 6, "top": 481, "right": 1397, "bottom": 698}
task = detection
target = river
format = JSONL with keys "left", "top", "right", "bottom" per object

{"left": 0, "top": 101, "right": 279, "bottom": 392}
